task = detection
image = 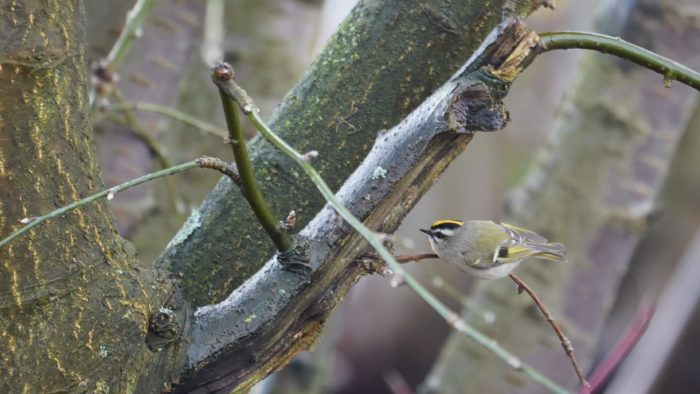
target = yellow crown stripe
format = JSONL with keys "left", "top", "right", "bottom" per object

{"left": 430, "top": 219, "right": 464, "bottom": 229}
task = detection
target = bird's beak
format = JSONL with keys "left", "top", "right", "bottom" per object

{"left": 419, "top": 228, "right": 432, "bottom": 236}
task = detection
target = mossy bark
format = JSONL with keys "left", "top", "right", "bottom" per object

{"left": 156, "top": 0, "right": 543, "bottom": 306}
{"left": 424, "top": 0, "right": 700, "bottom": 392}
{"left": 0, "top": 1, "right": 176, "bottom": 392}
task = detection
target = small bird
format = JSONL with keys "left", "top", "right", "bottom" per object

{"left": 420, "top": 220, "right": 566, "bottom": 280}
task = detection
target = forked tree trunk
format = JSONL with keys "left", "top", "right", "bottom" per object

{"left": 0, "top": 0, "right": 547, "bottom": 391}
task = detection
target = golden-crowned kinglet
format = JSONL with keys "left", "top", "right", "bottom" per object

{"left": 420, "top": 220, "right": 566, "bottom": 280}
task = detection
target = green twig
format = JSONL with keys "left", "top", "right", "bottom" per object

{"left": 0, "top": 161, "right": 168, "bottom": 248}
{"left": 429, "top": 271, "right": 496, "bottom": 325}
{"left": 105, "top": 0, "right": 156, "bottom": 70}
{"left": 108, "top": 91, "right": 173, "bottom": 171}
{"left": 211, "top": 64, "right": 568, "bottom": 394}
{"left": 213, "top": 68, "right": 291, "bottom": 253}
{"left": 0, "top": 157, "right": 237, "bottom": 249}
{"left": 107, "top": 89, "right": 181, "bottom": 212}
{"left": 90, "top": 0, "right": 157, "bottom": 108}
{"left": 538, "top": 31, "right": 700, "bottom": 91}
{"left": 107, "top": 101, "right": 228, "bottom": 139}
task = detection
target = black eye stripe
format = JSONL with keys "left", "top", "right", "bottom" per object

{"left": 433, "top": 232, "right": 446, "bottom": 239}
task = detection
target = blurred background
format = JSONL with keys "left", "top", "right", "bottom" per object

{"left": 87, "top": 0, "right": 699, "bottom": 392}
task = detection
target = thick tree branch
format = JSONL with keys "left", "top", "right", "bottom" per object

{"left": 155, "top": 0, "right": 545, "bottom": 306}
{"left": 174, "top": 19, "right": 538, "bottom": 393}
{"left": 2, "top": 1, "right": 558, "bottom": 392}
{"left": 214, "top": 58, "right": 567, "bottom": 393}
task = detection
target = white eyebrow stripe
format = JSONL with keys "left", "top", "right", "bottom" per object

{"left": 437, "top": 229, "right": 454, "bottom": 237}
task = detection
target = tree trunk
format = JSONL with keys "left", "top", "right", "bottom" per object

{"left": 0, "top": 1, "right": 172, "bottom": 392}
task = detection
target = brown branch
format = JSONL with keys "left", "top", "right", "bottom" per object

{"left": 508, "top": 273, "right": 590, "bottom": 389}
{"left": 363, "top": 252, "right": 438, "bottom": 264}
{"left": 396, "top": 253, "right": 439, "bottom": 263}
{"left": 195, "top": 156, "right": 241, "bottom": 186}
{"left": 386, "top": 252, "right": 588, "bottom": 388}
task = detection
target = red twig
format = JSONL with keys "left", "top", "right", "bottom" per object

{"left": 508, "top": 273, "right": 590, "bottom": 389}
{"left": 583, "top": 299, "right": 655, "bottom": 393}
{"left": 383, "top": 368, "right": 415, "bottom": 394}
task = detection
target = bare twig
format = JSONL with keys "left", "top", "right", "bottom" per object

{"left": 213, "top": 65, "right": 291, "bottom": 253}
{"left": 0, "top": 157, "right": 234, "bottom": 249}
{"left": 430, "top": 274, "right": 496, "bottom": 325}
{"left": 106, "top": 89, "right": 183, "bottom": 212}
{"left": 509, "top": 273, "right": 589, "bottom": 389}
{"left": 396, "top": 253, "right": 439, "bottom": 263}
{"left": 361, "top": 252, "right": 438, "bottom": 265}
{"left": 195, "top": 156, "right": 241, "bottom": 185}
{"left": 109, "top": 90, "right": 173, "bottom": 170}
{"left": 104, "top": 0, "right": 155, "bottom": 69}
{"left": 376, "top": 251, "right": 497, "bottom": 323}
{"left": 583, "top": 299, "right": 654, "bottom": 393}
{"left": 107, "top": 101, "right": 228, "bottom": 139}
{"left": 90, "top": 0, "right": 157, "bottom": 108}
{"left": 538, "top": 32, "right": 700, "bottom": 91}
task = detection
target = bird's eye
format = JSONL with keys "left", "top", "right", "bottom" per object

{"left": 498, "top": 246, "right": 508, "bottom": 258}
{"left": 433, "top": 232, "right": 446, "bottom": 239}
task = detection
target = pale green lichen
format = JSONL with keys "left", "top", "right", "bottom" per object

{"left": 166, "top": 208, "right": 201, "bottom": 249}
{"left": 372, "top": 166, "right": 387, "bottom": 180}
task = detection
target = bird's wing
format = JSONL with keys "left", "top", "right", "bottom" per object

{"left": 500, "top": 222, "right": 548, "bottom": 243}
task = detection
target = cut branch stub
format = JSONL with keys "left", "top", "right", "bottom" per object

{"left": 174, "top": 18, "right": 538, "bottom": 393}
{"left": 447, "top": 83, "right": 509, "bottom": 132}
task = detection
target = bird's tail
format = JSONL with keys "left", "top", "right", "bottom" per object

{"left": 506, "top": 242, "right": 567, "bottom": 263}
{"left": 530, "top": 242, "right": 567, "bottom": 263}
{"left": 499, "top": 223, "right": 567, "bottom": 263}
